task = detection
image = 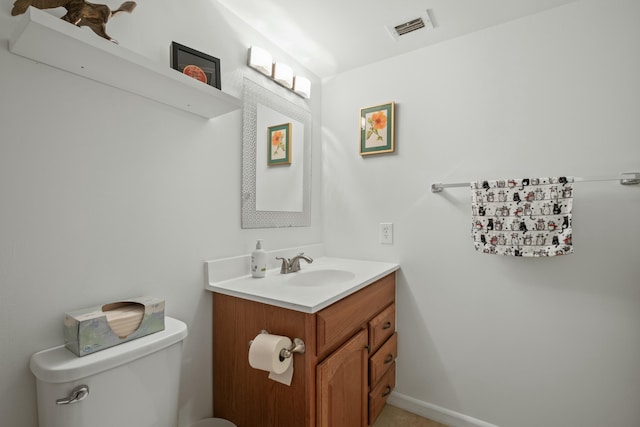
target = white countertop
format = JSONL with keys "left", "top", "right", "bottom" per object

{"left": 205, "top": 257, "right": 399, "bottom": 313}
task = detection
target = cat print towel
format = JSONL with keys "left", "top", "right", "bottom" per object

{"left": 471, "top": 177, "right": 574, "bottom": 257}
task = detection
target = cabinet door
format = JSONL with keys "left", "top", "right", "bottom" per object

{"left": 317, "top": 328, "right": 368, "bottom": 427}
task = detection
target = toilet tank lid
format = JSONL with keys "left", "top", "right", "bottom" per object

{"left": 30, "top": 316, "right": 188, "bottom": 384}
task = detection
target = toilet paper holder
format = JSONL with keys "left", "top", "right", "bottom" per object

{"left": 249, "top": 330, "right": 306, "bottom": 360}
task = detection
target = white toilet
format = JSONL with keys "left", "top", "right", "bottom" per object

{"left": 30, "top": 316, "right": 188, "bottom": 427}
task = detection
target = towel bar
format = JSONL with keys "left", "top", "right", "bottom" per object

{"left": 431, "top": 172, "right": 640, "bottom": 193}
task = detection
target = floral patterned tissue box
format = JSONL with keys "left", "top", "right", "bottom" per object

{"left": 64, "top": 296, "right": 165, "bottom": 357}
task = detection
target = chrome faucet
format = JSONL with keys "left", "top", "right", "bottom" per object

{"left": 276, "top": 253, "right": 313, "bottom": 274}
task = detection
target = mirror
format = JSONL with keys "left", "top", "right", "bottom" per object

{"left": 255, "top": 103, "right": 304, "bottom": 212}
{"left": 241, "top": 77, "right": 312, "bottom": 228}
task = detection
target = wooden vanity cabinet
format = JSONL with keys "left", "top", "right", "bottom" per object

{"left": 212, "top": 272, "right": 397, "bottom": 427}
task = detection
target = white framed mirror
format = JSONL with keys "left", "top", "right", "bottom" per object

{"left": 241, "top": 77, "right": 312, "bottom": 228}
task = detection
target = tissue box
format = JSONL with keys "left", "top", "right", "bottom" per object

{"left": 64, "top": 296, "right": 165, "bottom": 357}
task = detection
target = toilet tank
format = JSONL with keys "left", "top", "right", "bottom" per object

{"left": 30, "top": 316, "right": 188, "bottom": 427}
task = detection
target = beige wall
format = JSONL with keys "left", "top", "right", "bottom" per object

{"left": 3, "top": 0, "right": 640, "bottom": 426}
{"left": 321, "top": 1, "right": 640, "bottom": 426}
{"left": 0, "top": 1, "right": 322, "bottom": 426}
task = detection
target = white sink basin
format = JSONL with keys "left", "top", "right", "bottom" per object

{"left": 206, "top": 256, "right": 399, "bottom": 313}
{"left": 286, "top": 269, "right": 356, "bottom": 287}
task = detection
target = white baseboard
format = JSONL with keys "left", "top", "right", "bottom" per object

{"left": 387, "top": 392, "right": 500, "bottom": 427}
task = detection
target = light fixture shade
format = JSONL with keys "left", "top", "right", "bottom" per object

{"left": 248, "top": 46, "right": 273, "bottom": 76}
{"left": 293, "top": 76, "right": 311, "bottom": 99}
{"left": 273, "top": 62, "right": 294, "bottom": 89}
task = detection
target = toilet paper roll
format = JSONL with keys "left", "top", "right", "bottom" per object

{"left": 248, "top": 333, "right": 293, "bottom": 375}
{"left": 268, "top": 360, "right": 294, "bottom": 386}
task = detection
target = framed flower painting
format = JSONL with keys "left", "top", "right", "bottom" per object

{"left": 360, "top": 102, "right": 395, "bottom": 156}
{"left": 267, "top": 123, "right": 292, "bottom": 166}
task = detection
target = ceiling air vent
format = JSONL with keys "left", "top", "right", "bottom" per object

{"left": 395, "top": 18, "right": 425, "bottom": 36}
{"left": 386, "top": 10, "right": 434, "bottom": 41}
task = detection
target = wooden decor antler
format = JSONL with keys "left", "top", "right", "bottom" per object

{"left": 11, "top": 0, "right": 137, "bottom": 43}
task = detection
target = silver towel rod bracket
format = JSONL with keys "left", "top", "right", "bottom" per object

{"left": 431, "top": 183, "right": 445, "bottom": 193}
{"left": 620, "top": 172, "right": 640, "bottom": 185}
{"left": 431, "top": 171, "right": 640, "bottom": 193}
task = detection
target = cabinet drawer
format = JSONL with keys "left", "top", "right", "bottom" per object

{"left": 316, "top": 273, "right": 395, "bottom": 359}
{"left": 369, "top": 332, "right": 397, "bottom": 387}
{"left": 368, "top": 362, "right": 396, "bottom": 425}
{"left": 368, "top": 303, "right": 395, "bottom": 355}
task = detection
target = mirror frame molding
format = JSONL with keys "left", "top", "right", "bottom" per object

{"left": 241, "top": 77, "right": 312, "bottom": 228}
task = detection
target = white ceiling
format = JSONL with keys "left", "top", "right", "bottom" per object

{"left": 215, "top": 0, "right": 577, "bottom": 79}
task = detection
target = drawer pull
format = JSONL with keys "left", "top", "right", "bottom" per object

{"left": 382, "top": 321, "right": 392, "bottom": 330}
{"left": 381, "top": 385, "right": 392, "bottom": 397}
{"left": 365, "top": 344, "right": 371, "bottom": 353}
{"left": 383, "top": 354, "right": 394, "bottom": 364}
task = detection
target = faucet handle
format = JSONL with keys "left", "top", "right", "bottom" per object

{"left": 275, "top": 257, "right": 289, "bottom": 274}
{"left": 289, "top": 253, "right": 313, "bottom": 272}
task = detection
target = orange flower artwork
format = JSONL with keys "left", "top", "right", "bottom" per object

{"left": 272, "top": 130, "right": 284, "bottom": 153}
{"left": 360, "top": 102, "right": 395, "bottom": 156}
{"left": 268, "top": 123, "right": 292, "bottom": 165}
{"left": 371, "top": 111, "right": 387, "bottom": 130}
{"left": 366, "top": 111, "right": 387, "bottom": 143}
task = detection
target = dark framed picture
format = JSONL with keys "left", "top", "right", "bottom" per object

{"left": 360, "top": 102, "right": 395, "bottom": 156}
{"left": 267, "top": 123, "right": 292, "bottom": 166}
{"left": 170, "top": 42, "right": 221, "bottom": 90}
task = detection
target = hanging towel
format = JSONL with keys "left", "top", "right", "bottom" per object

{"left": 470, "top": 177, "right": 574, "bottom": 257}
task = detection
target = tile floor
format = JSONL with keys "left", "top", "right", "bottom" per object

{"left": 372, "top": 405, "right": 448, "bottom": 427}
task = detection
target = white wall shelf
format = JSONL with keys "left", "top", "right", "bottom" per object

{"left": 9, "top": 7, "right": 241, "bottom": 119}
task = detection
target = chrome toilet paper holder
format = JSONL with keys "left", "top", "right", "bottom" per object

{"left": 249, "top": 330, "right": 306, "bottom": 359}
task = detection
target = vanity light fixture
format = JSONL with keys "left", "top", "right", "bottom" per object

{"left": 247, "top": 46, "right": 311, "bottom": 99}
{"left": 272, "top": 62, "right": 294, "bottom": 89}
{"left": 293, "top": 76, "right": 311, "bottom": 99}
{"left": 247, "top": 46, "right": 273, "bottom": 76}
